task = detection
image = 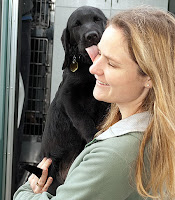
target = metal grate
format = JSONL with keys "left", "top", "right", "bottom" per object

{"left": 32, "top": 0, "right": 50, "bottom": 28}
{"left": 24, "top": 38, "right": 49, "bottom": 136}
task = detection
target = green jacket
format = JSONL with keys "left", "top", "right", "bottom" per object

{"left": 14, "top": 112, "right": 151, "bottom": 200}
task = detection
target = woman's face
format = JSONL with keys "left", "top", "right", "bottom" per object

{"left": 89, "top": 26, "right": 150, "bottom": 116}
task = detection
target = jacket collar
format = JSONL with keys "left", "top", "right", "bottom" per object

{"left": 96, "top": 111, "right": 151, "bottom": 140}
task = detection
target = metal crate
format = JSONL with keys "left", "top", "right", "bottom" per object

{"left": 24, "top": 37, "right": 49, "bottom": 136}
{"left": 32, "top": 0, "right": 50, "bottom": 28}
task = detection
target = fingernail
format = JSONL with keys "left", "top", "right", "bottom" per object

{"left": 49, "top": 177, "right": 53, "bottom": 182}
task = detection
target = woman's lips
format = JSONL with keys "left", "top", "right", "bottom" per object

{"left": 97, "top": 80, "right": 109, "bottom": 86}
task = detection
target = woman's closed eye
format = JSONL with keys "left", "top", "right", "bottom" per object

{"left": 108, "top": 61, "right": 118, "bottom": 68}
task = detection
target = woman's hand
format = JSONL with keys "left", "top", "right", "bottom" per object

{"left": 28, "top": 158, "right": 53, "bottom": 193}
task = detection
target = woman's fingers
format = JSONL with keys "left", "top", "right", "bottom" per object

{"left": 36, "top": 159, "right": 52, "bottom": 187}
{"left": 28, "top": 158, "right": 47, "bottom": 183}
{"left": 37, "top": 157, "right": 47, "bottom": 168}
{"left": 41, "top": 158, "right": 52, "bottom": 170}
{"left": 29, "top": 158, "right": 53, "bottom": 193}
{"left": 28, "top": 173, "right": 35, "bottom": 182}
{"left": 34, "top": 176, "right": 53, "bottom": 193}
{"left": 34, "top": 175, "right": 53, "bottom": 193}
{"left": 42, "top": 177, "right": 53, "bottom": 192}
{"left": 37, "top": 169, "right": 48, "bottom": 187}
{"left": 34, "top": 182, "right": 43, "bottom": 193}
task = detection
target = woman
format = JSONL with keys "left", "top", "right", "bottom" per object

{"left": 14, "top": 7, "right": 175, "bottom": 200}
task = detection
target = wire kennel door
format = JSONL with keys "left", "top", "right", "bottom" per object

{"left": 32, "top": 0, "right": 50, "bottom": 28}
{"left": 22, "top": 0, "right": 53, "bottom": 145}
{"left": 24, "top": 37, "right": 50, "bottom": 137}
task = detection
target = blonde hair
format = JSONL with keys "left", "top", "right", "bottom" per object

{"left": 98, "top": 7, "right": 175, "bottom": 199}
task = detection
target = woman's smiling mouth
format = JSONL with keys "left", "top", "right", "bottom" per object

{"left": 97, "top": 80, "right": 110, "bottom": 86}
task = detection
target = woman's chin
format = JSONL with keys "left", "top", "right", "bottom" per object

{"left": 93, "top": 90, "right": 106, "bottom": 102}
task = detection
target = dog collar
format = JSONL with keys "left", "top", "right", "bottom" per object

{"left": 70, "top": 61, "right": 78, "bottom": 72}
{"left": 70, "top": 55, "right": 78, "bottom": 72}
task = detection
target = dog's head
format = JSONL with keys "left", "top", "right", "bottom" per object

{"left": 61, "top": 6, "right": 107, "bottom": 69}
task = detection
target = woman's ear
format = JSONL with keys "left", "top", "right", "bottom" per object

{"left": 145, "top": 78, "right": 152, "bottom": 88}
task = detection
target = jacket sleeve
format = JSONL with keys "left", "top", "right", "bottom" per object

{"left": 13, "top": 182, "right": 53, "bottom": 200}
{"left": 13, "top": 144, "right": 136, "bottom": 200}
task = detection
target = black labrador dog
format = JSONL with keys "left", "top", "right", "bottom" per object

{"left": 24, "top": 6, "right": 109, "bottom": 194}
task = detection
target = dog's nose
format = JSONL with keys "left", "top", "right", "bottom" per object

{"left": 85, "top": 31, "right": 98, "bottom": 42}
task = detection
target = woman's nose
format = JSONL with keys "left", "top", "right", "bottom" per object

{"left": 89, "top": 57, "right": 104, "bottom": 76}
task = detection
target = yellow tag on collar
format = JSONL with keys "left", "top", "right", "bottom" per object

{"left": 70, "top": 61, "right": 78, "bottom": 72}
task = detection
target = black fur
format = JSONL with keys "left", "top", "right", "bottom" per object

{"left": 24, "top": 6, "right": 109, "bottom": 194}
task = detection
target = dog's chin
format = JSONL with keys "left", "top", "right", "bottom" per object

{"left": 78, "top": 50, "right": 93, "bottom": 64}
{"left": 81, "top": 54, "right": 93, "bottom": 65}
{"left": 78, "top": 45, "right": 97, "bottom": 64}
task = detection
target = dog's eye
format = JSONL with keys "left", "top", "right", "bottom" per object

{"left": 94, "top": 16, "right": 101, "bottom": 22}
{"left": 74, "top": 20, "right": 82, "bottom": 27}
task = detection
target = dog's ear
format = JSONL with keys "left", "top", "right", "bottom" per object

{"left": 61, "top": 27, "right": 70, "bottom": 52}
{"left": 61, "top": 27, "right": 71, "bottom": 69}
